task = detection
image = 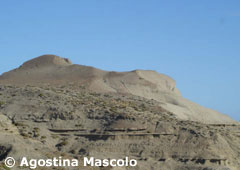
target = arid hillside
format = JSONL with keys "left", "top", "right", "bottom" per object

{"left": 0, "top": 84, "right": 239, "bottom": 170}
{"left": 0, "top": 55, "right": 235, "bottom": 124}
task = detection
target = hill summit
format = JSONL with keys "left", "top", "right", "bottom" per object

{"left": 20, "top": 55, "right": 72, "bottom": 68}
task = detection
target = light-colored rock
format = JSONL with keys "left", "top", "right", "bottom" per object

{"left": 0, "top": 55, "right": 235, "bottom": 124}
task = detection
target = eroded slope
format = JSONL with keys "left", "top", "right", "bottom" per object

{"left": 0, "top": 85, "right": 239, "bottom": 170}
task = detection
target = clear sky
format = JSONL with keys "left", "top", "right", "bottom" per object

{"left": 0, "top": 0, "right": 239, "bottom": 121}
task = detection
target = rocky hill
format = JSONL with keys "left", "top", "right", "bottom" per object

{"left": 0, "top": 55, "right": 239, "bottom": 170}
{"left": 0, "top": 55, "right": 235, "bottom": 124}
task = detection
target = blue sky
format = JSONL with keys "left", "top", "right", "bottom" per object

{"left": 0, "top": 0, "right": 239, "bottom": 121}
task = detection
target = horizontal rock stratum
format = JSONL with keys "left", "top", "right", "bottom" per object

{"left": 0, "top": 55, "right": 235, "bottom": 124}
{"left": 0, "top": 56, "right": 239, "bottom": 170}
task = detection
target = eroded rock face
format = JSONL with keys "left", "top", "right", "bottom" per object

{"left": 0, "top": 85, "right": 239, "bottom": 170}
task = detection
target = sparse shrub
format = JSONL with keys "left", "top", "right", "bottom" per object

{"left": 38, "top": 93, "right": 44, "bottom": 97}
{"left": 33, "top": 128, "right": 40, "bottom": 138}
{"left": 41, "top": 136, "right": 47, "bottom": 140}
{"left": 0, "top": 163, "right": 11, "bottom": 170}
{"left": 20, "top": 131, "right": 30, "bottom": 138}
{"left": 57, "top": 139, "right": 69, "bottom": 147}
{"left": 15, "top": 122, "right": 27, "bottom": 127}
{"left": 33, "top": 127, "right": 39, "bottom": 131}
{"left": 51, "top": 134, "right": 59, "bottom": 139}
{"left": 75, "top": 124, "right": 82, "bottom": 127}
{"left": 0, "top": 101, "right": 5, "bottom": 106}
{"left": 34, "top": 133, "right": 40, "bottom": 138}
{"left": 61, "top": 140, "right": 68, "bottom": 146}
{"left": 110, "top": 107, "right": 118, "bottom": 113}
